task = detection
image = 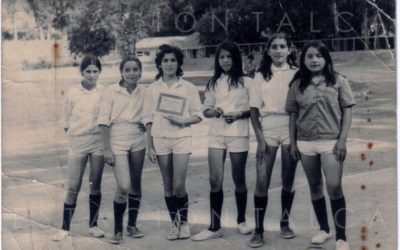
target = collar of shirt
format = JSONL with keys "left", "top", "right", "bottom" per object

{"left": 115, "top": 82, "right": 141, "bottom": 96}
{"left": 271, "top": 63, "right": 290, "bottom": 72}
{"left": 157, "top": 77, "right": 184, "bottom": 89}
{"left": 220, "top": 73, "right": 229, "bottom": 80}
{"left": 78, "top": 82, "right": 102, "bottom": 93}
{"left": 216, "top": 73, "right": 231, "bottom": 86}
{"left": 311, "top": 76, "right": 326, "bottom": 87}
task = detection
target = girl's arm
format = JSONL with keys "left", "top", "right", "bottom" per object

{"left": 164, "top": 115, "right": 202, "bottom": 127}
{"left": 223, "top": 110, "right": 250, "bottom": 124}
{"left": 166, "top": 85, "right": 203, "bottom": 126}
{"left": 146, "top": 122, "right": 157, "bottom": 163}
{"left": 250, "top": 107, "right": 268, "bottom": 165}
{"left": 62, "top": 92, "right": 71, "bottom": 133}
{"left": 203, "top": 107, "right": 223, "bottom": 118}
{"left": 289, "top": 112, "right": 301, "bottom": 161}
{"left": 203, "top": 87, "right": 223, "bottom": 118}
{"left": 97, "top": 88, "right": 115, "bottom": 165}
{"left": 241, "top": 110, "right": 250, "bottom": 118}
{"left": 99, "top": 125, "right": 114, "bottom": 166}
{"left": 185, "top": 115, "right": 202, "bottom": 125}
{"left": 334, "top": 107, "right": 352, "bottom": 162}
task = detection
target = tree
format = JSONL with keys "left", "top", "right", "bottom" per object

{"left": 193, "top": 0, "right": 263, "bottom": 45}
{"left": 26, "top": 0, "right": 76, "bottom": 39}
{"left": 67, "top": 1, "right": 115, "bottom": 57}
{"left": 192, "top": 0, "right": 395, "bottom": 45}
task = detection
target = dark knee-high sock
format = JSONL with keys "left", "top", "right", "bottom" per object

{"left": 330, "top": 197, "right": 346, "bottom": 241}
{"left": 114, "top": 201, "right": 127, "bottom": 234}
{"left": 254, "top": 195, "right": 268, "bottom": 235}
{"left": 209, "top": 190, "right": 223, "bottom": 231}
{"left": 177, "top": 194, "right": 189, "bottom": 223}
{"left": 128, "top": 194, "right": 141, "bottom": 228}
{"left": 311, "top": 197, "right": 330, "bottom": 233}
{"left": 89, "top": 194, "right": 101, "bottom": 227}
{"left": 280, "top": 190, "right": 295, "bottom": 228}
{"left": 235, "top": 190, "right": 247, "bottom": 224}
{"left": 165, "top": 196, "right": 177, "bottom": 223}
{"left": 62, "top": 203, "right": 76, "bottom": 231}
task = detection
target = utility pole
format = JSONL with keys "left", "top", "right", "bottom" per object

{"left": 332, "top": 0, "right": 339, "bottom": 51}
{"left": 120, "top": 0, "right": 140, "bottom": 56}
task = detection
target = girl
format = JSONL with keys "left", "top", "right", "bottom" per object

{"left": 53, "top": 55, "right": 105, "bottom": 241}
{"left": 244, "top": 54, "right": 257, "bottom": 79}
{"left": 192, "top": 41, "right": 252, "bottom": 241}
{"left": 98, "top": 55, "right": 147, "bottom": 244}
{"left": 143, "top": 44, "right": 202, "bottom": 240}
{"left": 286, "top": 41, "right": 355, "bottom": 250}
{"left": 248, "top": 33, "right": 298, "bottom": 248}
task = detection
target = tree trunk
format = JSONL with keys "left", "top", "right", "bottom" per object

{"left": 47, "top": 26, "right": 51, "bottom": 40}
{"left": 332, "top": 0, "right": 339, "bottom": 51}
{"left": 363, "top": 8, "right": 369, "bottom": 50}
{"left": 13, "top": 13, "right": 18, "bottom": 40}
{"left": 39, "top": 25, "right": 45, "bottom": 40}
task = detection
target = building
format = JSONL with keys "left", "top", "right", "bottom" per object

{"left": 135, "top": 32, "right": 205, "bottom": 62}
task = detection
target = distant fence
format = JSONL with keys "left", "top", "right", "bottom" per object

{"left": 184, "top": 36, "right": 395, "bottom": 58}
{"left": 5, "top": 35, "right": 394, "bottom": 70}
{"left": 293, "top": 36, "right": 395, "bottom": 52}
{"left": 106, "top": 36, "right": 395, "bottom": 62}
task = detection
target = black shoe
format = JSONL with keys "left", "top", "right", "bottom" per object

{"left": 248, "top": 233, "right": 264, "bottom": 248}
{"left": 126, "top": 226, "right": 144, "bottom": 238}
{"left": 280, "top": 226, "right": 295, "bottom": 239}
{"left": 109, "top": 232, "right": 123, "bottom": 244}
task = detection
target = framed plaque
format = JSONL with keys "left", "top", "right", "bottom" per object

{"left": 156, "top": 93, "right": 187, "bottom": 116}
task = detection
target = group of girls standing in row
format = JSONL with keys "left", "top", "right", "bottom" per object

{"left": 53, "top": 32, "right": 354, "bottom": 250}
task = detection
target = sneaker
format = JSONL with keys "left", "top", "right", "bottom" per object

{"left": 178, "top": 222, "right": 191, "bottom": 239}
{"left": 167, "top": 222, "right": 180, "bottom": 240}
{"left": 109, "top": 232, "right": 123, "bottom": 244}
{"left": 248, "top": 233, "right": 264, "bottom": 248}
{"left": 238, "top": 222, "right": 252, "bottom": 235}
{"left": 280, "top": 226, "right": 295, "bottom": 239}
{"left": 191, "top": 229, "right": 223, "bottom": 241}
{"left": 336, "top": 240, "right": 350, "bottom": 250}
{"left": 311, "top": 230, "right": 333, "bottom": 244}
{"left": 88, "top": 226, "right": 105, "bottom": 238}
{"left": 52, "top": 230, "right": 70, "bottom": 241}
{"left": 126, "top": 226, "right": 144, "bottom": 238}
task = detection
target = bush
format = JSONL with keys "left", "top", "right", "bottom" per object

{"left": 2, "top": 31, "right": 13, "bottom": 40}
{"left": 21, "top": 58, "right": 76, "bottom": 71}
{"left": 22, "top": 58, "right": 53, "bottom": 70}
{"left": 68, "top": 26, "right": 115, "bottom": 58}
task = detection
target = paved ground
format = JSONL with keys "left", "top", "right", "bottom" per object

{"left": 2, "top": 50, "right": 397, "bottom": 249}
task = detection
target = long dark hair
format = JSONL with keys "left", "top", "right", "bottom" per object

{"left": 154, "top": 44, "right": 184, "bottom": 80}
{"left": 206, "top": 40, "right": 244, "bottom": 91}
{"left": 258, "top": 32, "right": 297, "bottom": 82}
{"left": 290, "top": 41, "right": 337, "bottom": 93}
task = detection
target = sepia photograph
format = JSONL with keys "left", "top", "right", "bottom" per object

{"left": 2, "top": 0, "right": 396, "bottom": 249}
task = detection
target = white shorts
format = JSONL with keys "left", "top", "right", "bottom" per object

{"left": 68, "top": 134, "right": 103, "bottom": 156}
{"left": 297, "top": 140, "right": 337, "bottom": 156}
{"left": 208, "top": 135, "right": 249, "bottom": 153}
{"left": 110, "top": 123, "right": 146, "bottom": 155}
{"left": 261, "top": 115, "right": 290, "bottom": 147}
{"left": 153, "top": 137, "right": 192, "bottom": 155}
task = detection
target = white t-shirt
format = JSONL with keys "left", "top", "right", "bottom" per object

{"left": 203, "top": 74, "right": 252, "bottom": 137}
{"left": 62, "top": 84, "right": 103, "bottom": 136}
{"left": 250, "top": 63, "right": 297, "bottom": 117}
{"left": 97, "top": 83, "right": 146, "bottom": 135}
{"left": 142, "top": 78, "right": 202, "bottom": 138}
